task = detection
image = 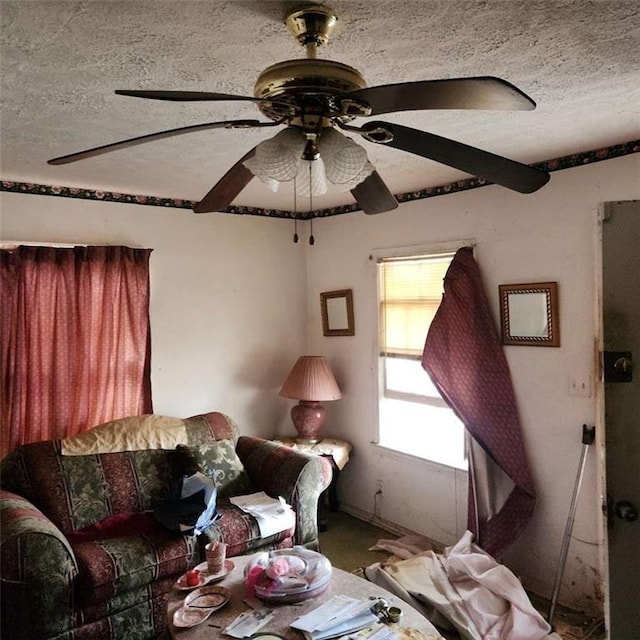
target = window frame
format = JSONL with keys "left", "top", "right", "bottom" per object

{"left": 371, "top": 240, "right": 473, "bottom": 466}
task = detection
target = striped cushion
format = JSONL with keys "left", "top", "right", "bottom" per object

{"left": 72, "top": 528, "right": 196, "bottom": 606}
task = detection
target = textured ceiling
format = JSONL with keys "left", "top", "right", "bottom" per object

{"left": 1, "top": 0, "right": 639, "bottom": 212}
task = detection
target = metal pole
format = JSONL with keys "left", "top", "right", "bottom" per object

{"left": 548, "top": 425, "right": 596, "bottom": 625}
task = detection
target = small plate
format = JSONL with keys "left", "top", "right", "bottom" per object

{"left": 173, "top": 605, "right": 212, "bottom": 628}
{"left": 184, "top": 585, "right": 230, "bottom": 612}
{"left": 195, "top": 559, "right": 235, "bottom": 582}
{"left": 174, "top": 559, "right": 235, "bottom": 590}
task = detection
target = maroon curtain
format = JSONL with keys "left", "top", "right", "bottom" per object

{"left": 1, "top": 245, "right": 153, "bottom": 457}
{"left": 421, "top": 247, "right": 535, "bottom": 556}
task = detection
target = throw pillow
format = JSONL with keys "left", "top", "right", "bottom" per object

{"left": 185, "top": 441, "right": 253, "bottom": 498}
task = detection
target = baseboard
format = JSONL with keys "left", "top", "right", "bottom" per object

{"left": 339, "top": 502, "right": 446, "bottom": 552}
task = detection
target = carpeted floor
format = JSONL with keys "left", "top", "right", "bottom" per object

{"left": 318, "top": 510, "right": 605, "bottom": 640}
{"left": 318, "top": 509, "right": 394, "bottom": 572}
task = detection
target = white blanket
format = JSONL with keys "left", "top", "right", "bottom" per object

{"left": 381, "top": 531, "right": 556, "bottom": 640}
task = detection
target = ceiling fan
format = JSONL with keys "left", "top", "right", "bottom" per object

{"left": 48, "top": 2, "right": 550, "bottom": 215}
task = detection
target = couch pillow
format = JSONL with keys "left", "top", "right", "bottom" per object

{"left": 60, "top": 415, "right": 187, "bottom": 455}
{"left": 186, "top": 441, "right": 253, "bottom": 498}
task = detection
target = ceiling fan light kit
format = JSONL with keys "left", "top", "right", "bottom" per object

{"left": 47, "top": 2, "right": 550, "bottom": 216}
{"left": 244, "top": 127, "right": 374, "bottom": 197}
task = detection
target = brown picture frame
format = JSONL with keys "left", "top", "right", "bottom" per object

{"left": 320, "top": 289, "right": 355, "bottom": 336}
{"left": 499, "top": 282, "right": 560, "bottom": 346}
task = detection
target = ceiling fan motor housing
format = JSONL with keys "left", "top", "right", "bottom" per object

{"left": 254, "top": 59, "right": 368, "bottom": 127}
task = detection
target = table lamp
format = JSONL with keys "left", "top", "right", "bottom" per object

{"left": 279, "top": 355, "right": 342, "bottom": 443}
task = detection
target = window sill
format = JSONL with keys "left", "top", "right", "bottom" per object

{"left": 370, "top": 441, "right": 468, "bottom": 473}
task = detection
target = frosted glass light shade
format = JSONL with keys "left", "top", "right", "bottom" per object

{"left": 244, "top": 128, "right": 305, "bottom": 182}
{"left": 296, "top": 158, "right": 328, "bottom": 196}
{"left": 343, "top": 160, "right": 375, "bottom": 190}
{"left": 320, "top": 128, "right": 370, "bottom": 184}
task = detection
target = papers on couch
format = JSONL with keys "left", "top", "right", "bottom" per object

{"left": 229, "top": 492, "right": 295, "bottom": 537}
{"left": 291, "top": 595, "right": 381, "bottom": 640}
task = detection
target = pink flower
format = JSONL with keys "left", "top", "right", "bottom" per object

{"left": 265, "top": 557, "right": 290, "bottom": 580}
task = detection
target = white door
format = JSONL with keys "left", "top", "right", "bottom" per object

{"left": 601, "top": 200, "right": 640, "bottom": 639}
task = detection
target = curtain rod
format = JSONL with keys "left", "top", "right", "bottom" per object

{"left": 0, "top": 241, "right": 143, "bottom": 249}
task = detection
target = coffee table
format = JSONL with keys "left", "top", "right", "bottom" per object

{"left": 167, "top": 555, "right": 443, "bottom": 640}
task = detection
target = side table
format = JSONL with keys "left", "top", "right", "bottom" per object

{"left": 272, "top": 437, "right": 352, "bottom": 527}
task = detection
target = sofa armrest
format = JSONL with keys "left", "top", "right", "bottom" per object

{"left": 236, "top": 437, "right": 332, "bottom": 550}
{"left": 1, "top": 490, "right": 78, "bottom": 639}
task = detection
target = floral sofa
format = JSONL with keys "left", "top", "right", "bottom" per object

{"left": 0, "top": 411, "right": 332, "bottom": 640}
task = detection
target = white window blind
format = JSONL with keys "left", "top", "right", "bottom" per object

{"left": 380, "top": 254, "right": 453, "bottom": 358}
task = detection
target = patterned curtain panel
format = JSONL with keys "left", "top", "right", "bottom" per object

{"left": 1, "top": 245, "right": 153, "bottom": 457}
{"left": 421, "top": 247, "right": 536, "bottom": 556}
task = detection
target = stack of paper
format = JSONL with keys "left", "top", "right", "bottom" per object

{"left": 224, "top": 608, "right": 276, "bottom": 638}
{"left": 230, "top": 492, "right": 295, "bottom": 537}
{"left": 291, "top": 595, "right": 380, "bottom": 640}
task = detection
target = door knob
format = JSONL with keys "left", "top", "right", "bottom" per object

{"left": 603, "top": 351, "right": 633, "bottom": 382}
{"left": 614, "top": 356, "right": 633, "bottom": 374}
{"left": 614, "top": 500, "right": 638, "bottom": 522}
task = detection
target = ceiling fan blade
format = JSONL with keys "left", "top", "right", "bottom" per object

{"left": 48, "top": 120, "right": 279, "bottom": 165}
{"left": 362, "top": 121, "right": 549, "bottom": 193}
{"left": 193, "top": 149, "right": 256, "bottom": 214}
{"left": 351, "top": 171, "right": 399, "bottom": 214}
{"left": 346, "top": 77, "right": 536, "bottom": 115}
{"left": 115, "top": 89, "right": 290, "bottom": 108}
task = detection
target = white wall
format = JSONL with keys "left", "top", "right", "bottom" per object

{"left": 305, "top": 153, "right": 639, "bottom": 613}
{"left": 0, "top": 193, "right": 309, "bottom": 438}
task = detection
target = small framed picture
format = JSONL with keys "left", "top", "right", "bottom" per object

{"left": 320, "top": 289, "right": 355, "bottom": 336}
{"left": 499, "top": 282, "right": 559, "bottom": 346}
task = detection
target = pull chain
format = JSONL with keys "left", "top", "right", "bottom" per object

{"left": 308, "top": 163, "right": 315, "bottom": 246}
{"left": 293, "top": 177, "right": 299, "bottom": 243}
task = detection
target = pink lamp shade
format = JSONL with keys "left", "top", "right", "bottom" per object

{"left": 279, "top": 356, "right": 341, "bottom": 443}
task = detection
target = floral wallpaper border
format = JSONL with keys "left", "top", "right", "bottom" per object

{"left": 2, "top": 140, "right": 638, "bottom": 220}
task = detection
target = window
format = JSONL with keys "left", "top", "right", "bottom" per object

{"left": 377, "top": 253, "right": 467, "bottom": 469}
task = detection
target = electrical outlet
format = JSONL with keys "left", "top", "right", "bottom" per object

{"left": 375, "top": 479, "right": 384, "bottom": 495}
{"left": 568, "top": 377, "right": 591, "bottom": 397}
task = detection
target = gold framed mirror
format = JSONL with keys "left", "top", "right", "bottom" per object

{"left": 499, "top": 282, "right": 559, "bottom": 346}
{"left": 320, "top": 289, "right": 355, "bottom": 336}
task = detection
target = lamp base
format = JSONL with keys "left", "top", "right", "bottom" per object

{"left": 291, "top": 401, "right": 326, "bottom": 444}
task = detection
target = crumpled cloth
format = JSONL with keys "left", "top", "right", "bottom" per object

{"left": 369, "top": 534, "right": 433, "bottom": 560}
{"left": 381, "top": 531, "right": 552, "bottom": 640}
